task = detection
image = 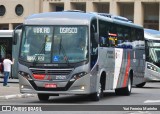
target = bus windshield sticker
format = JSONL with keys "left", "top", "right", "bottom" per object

{"left": 24, "top": 44, "right": 30, "bottom": 53}
{"left": 27, "top": 54, "right": 45, "bottom": 62}
{"left": 60, "top": 27, "right": 77, "bottom": 34}
{"left": 33, "top": 27, "right": 51, "bottom": 34}
{"left": 53, "top": 56, "right": 59, "bottom": 62}
{"left": 45, "top": 42, "right": 51, "bottom": 51}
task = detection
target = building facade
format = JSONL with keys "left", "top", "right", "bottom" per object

{"left": 0, "top": 0, "right": 159, "bottom": 30}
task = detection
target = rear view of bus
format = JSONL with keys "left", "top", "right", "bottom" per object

{"left": 145, "top": 29, "right": 160, "bottom": 81}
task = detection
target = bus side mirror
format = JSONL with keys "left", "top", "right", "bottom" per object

{"left": 13, "top": 24, "right": 22, "bottom": 45}
{"left": 94, "top": 33, "right": 99, "bottom": 44}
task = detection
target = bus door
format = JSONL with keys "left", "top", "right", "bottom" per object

{"left": 0, "top": 38, "right": 12, "bottom": 77}
{"left": 0, "top": 38, "right": 12, "bottom": 60}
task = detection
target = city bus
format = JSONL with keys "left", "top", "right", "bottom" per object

{"left": 14, "top": 11, "right": 145, "bottom": 101}
{"left": 144, "top": 28, "right": 160, "bottom": 81}
{"left": 0, "top": 30, "right": 20, "bottom": 78}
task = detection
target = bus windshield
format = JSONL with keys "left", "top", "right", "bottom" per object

{"left": 20, "top": 26, "right": 88, "bottom": 64}
{"left": 145, "top": 29, "right": 160, "bottom": 38}
{"left": 147, "top": 41, "right": 160, "bottom": 65}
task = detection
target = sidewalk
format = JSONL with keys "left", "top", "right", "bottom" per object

{"left": 0, "top": 78, "right": 36, "bottom": 100}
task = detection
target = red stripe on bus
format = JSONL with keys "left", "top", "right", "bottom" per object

{"left": 123, "top": 52, "right": 130, "bottom": 87}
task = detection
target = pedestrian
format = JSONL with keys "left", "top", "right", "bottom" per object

{"left": 3, "top": 54, "right": 14, "bottom": 87}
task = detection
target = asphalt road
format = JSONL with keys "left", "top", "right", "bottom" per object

{"left": 0, "top": 81, "right": 160, "bottom": 114}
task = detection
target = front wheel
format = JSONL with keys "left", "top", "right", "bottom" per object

{"left": 37, "top": 94, "right": 49, "bottom": 101}
{"left": 90, "top": 82, "right": 103, "bottom": 101}
{"left": 115, "top": 76, "right": 132, "bottom": 96}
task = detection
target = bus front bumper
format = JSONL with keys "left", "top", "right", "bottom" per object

{"left": 18, "top": 73, "right": 93, "bottom": 95}
{"left": 145, "top": 69, "right": 160, "bottom": 81}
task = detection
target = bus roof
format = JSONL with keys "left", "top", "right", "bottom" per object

{"left": 24, "top": 11, "right": 142, "bottom": 29}
{"left": 0, "top": 30, "right": 13, "bottom": 37}
{"left": 25, "top": 12, "right": 95, "bottom": 25}
{"left": 144, "top": 29, "right": 160, "bottom": 40}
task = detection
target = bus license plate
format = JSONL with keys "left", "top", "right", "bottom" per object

{"left": 45, "top": 83, "right": 57, "bottom": 88}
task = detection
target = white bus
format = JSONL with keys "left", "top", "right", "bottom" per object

{"left": 14, "top": 11, "right": 145, "bottom": 101}
{"left": 0, "top": 30, "right": 20, "bottom": 78}
{"left": 144, "top": 28, "right": 160, "bottom": 81}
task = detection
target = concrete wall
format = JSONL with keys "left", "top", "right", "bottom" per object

{"left": 0, "top": 0, "right": 41, "bottom": 29}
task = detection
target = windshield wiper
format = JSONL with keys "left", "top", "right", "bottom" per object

{"left": 33, "top": 39, "right": 46, "bottom": 65}
{"left": 59, "top": 36, "right": 70, "bottom": 66}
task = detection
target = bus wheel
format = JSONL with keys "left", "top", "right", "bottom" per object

{"left": 115, "top": 76, "right": 132, "bottom": 96}
{"left": 38, "top": 94, "right": 49, "bottom": 101}
{"left": 90, "top": 82, "right": 103, "bottom": 101}
{"left": 136, "top": 82, "right": 146, "bottom": 88}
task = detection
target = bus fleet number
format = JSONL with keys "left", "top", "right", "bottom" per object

{"left": 60, "top": 27, "right": 77, "bottom": 33}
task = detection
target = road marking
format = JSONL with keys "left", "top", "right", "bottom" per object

{"left": 144, "top": 100, "right": 160, "bottom": 103}
{"left": 128, "top": 111, "right": 151, "bottom": 114}
{"left": 5, "top": 95, "right": 17, "bottom": 99}
{"left": 0, "top": 94, "right": 36, "bottom": 100}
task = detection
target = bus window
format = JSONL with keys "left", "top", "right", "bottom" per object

{"left": 132, "top": 29, "right": 144, "bottom": 48}
{"left": 123, "top": 27, "right": 132, "bottom": 49}
{"left": 91, "top": 19, "right": 98, "bottom": 54}
{"left": 99, "top": 20, "right": 109, "bottom": 47}
{"left": 117, "top": 25, "right": 124, "bottom": 48}
{"left": 91, "top": 19, "right": 98, "bottom": 68}
{"left": 108, "top": 23, "right": 117, "bottom": 47}
{"left": 116, "top": 25, "right": 132, "bottom": 49}
{"left": 131, "top": 28, "right": 136, "bottom": 41}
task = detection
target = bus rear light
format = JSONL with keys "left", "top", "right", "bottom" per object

{"left": 33, "top": 74, "right": 45, "bottom": 80}
{"left": 19, "top": 71, "right": 32, "bottom": 80}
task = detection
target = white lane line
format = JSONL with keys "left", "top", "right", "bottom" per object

{"left": 5, "top": 95, "right": 17, "bottom": 99}
{"left": 0, "top": 94, "right": 36, "bottom": 100}
{"left": 144, "top": 100, "right": 160, "bottom": 103}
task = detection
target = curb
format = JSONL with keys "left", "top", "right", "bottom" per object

{"left": 0, "top": 78, "right": 19, "bottom": 83}
{"left": 0, "top": 94, "right": 36, "bottom": 100}
{"left": 0, "top": 81, "right": 19, "bottom": 83}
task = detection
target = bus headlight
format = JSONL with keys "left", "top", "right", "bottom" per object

{"left": 19, "top": 71, "right": 32, "bottom": 80}
{"left": 147, "top": 63, "right": 158, "bottom": 72}
{"left": 70, "top": 72, "right": 87, "bottom": 82}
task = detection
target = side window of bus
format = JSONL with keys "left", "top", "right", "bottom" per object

{"left": 131, "top": 28, "right": 136, "bottom": 41}
{"left": 145, "top": 40, "right": 149, "bottom": 61}
{"left": 116, "top": 25, "right": 132, "bottom": 49}
{"left": 116, "top": 25, "right": 124, "bottom": 48}
{"left": 131, "top": 28, "right": 136, "bottom": 48}
{"left": 90, "top": 19, "right": 98, "bottom": 68}
{"left": 138, "top": 29, "right": 145, "bottom": 48}
{"left": 123, "top": 27, "right": 132, "bottom": 49}
{"left": 99, "top": 20, "right": 109, "bottom": 47}
{"left": 138, "top": 29, "right": 144, "bottom": 40}
{"left": 108, "top": 23, "right": 117, "bottom": 47}
{"left": 133, "top": 29, "right": 144, "bottom": 49}
{"left": 91, "top": 19, "right": 98, "bottom": 55}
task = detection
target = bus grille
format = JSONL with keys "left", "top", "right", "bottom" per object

{"left": 29, "top": 68, "right": 73, "bottom": 75}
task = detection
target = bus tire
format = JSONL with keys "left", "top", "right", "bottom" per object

{"left": 136, "top": 82, "right": 146, "bottom": 88}
{"left": 90, "top": 82, "right": 103, "bottom": 101}
{"left": 115, "top": 76, "right": 132, "bottom": 96}
{"left": 38, "top": 94, "right": 49, "bottom": 101}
